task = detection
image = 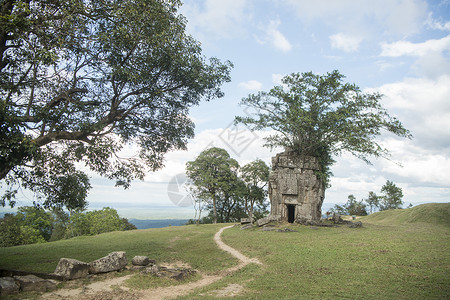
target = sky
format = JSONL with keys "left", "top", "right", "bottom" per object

{"left": 2, "top": 0, "right": 450, "bottom": 219}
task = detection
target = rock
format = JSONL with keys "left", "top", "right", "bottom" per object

{"left": 0, "top": 277, "right": 19, "bottom": 296}
{"left": 54, "top": 258, "right": 89, "bottom": 280}
{"left": 132, "top": 256, "right": 150, "bottom": 266}
{"left": 14, "top": 275, "right": 57, "bottom": 292}
{"left": 331, "top": 213, "right": 344, "bottom": 224}
{"left": 89, "top": 251, "right": 128, "bottom": 274}
{"left": 240, "top": 218, "right": 251, "bottom": 224}
{"left": 348, "top": 221, "right": 363, "bottom": 228}
{"left": 276, "top": 228, "right": 298, "bottom": 232}
{"left": 240, "top": 223, "right": 253, "bottom": 230}
{"left": 256, "top": 215, "right": 281, "bottom": 227}
{"left": 261, "top": 226, "right": 276, "bottom": 231}
{"left": 141, "top": 265, "right": 159, "bottom": 275}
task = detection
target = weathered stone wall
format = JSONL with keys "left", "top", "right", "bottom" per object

{"left": 268, "top": 150, "right": 325, "bottom": 222}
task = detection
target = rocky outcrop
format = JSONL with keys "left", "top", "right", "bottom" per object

{"left": 54, "top": 258, "right": 89, "bottom": 280}
{"left": 89, "top": 251, "right": 128, "bottom": 274}
{"left": 13, "top": 275, "right": 57, "bottom": 292}
{"left": 0, "top": 277, "right": 19, "bottom": 296}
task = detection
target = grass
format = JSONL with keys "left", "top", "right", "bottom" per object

{"left": 0, "top": 203, "right": 449, "bottom": 299}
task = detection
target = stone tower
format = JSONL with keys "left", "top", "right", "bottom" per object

{"left": 268, "top": 150, "right": 325, "bottom": 223}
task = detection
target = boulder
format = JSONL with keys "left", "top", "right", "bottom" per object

{"left": 256, "top": 215, "right": 281, "bottom": 227}
{"left": 0, "top": 277, "right": 19, "bottom": 296}
{"left": 89, "top": 251, "right": 128, "bottom": 274}
{"left": 132, "top": 256, "right": 150, "bottom": 266}
{"left": 240, "top": 218, "right": 251, "bottom": 225}
{"left": 54, "top": 258, "right": 89, "bottom": 280}
{"left": 14, "top": 275, "right": 57, "bottom": 292}
{"left": 240, "top": 223, "right": 253, "bottom": 230}
{"left": 348, "top": 221, "right": 363, "bottom": 228}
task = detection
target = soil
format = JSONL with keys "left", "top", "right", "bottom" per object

{"left": 41, "top": 225, "right": 261, "bottom": 299}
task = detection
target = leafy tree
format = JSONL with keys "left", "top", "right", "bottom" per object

{"left": 364, "top": 191, "right": 380, "bottom": 214}
{"left": 0, "top": 0, "right": 232, "bottom": 210}
{"left": 0, "top": 213, "right": 22, "bottom": 247}
{"left": 240, "top": 159, "right": 269, "bottom": 222}
{"left": 236, "top": 70, "right": 411, "bottom": 217}
{"left": 16, "top": 206, "right": 53, "bottom": 241}
{"left": 379, "top": 180, "right": 404, "bottom": 211}
{"left": 345, "top": 194, "right": 368, "bottom": 216}
{"left": 186, "top": 147, "right": 239, "bottom": 224}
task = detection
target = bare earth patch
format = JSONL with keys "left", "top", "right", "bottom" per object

{"left": 41, "top": 225, "right": 261, "bottom": 299}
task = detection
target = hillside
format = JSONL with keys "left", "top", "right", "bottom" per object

{"left": 0, "top": 206, "right": 449, "bottom": 299}
{"left": 363, "top": 203, "right": 450, "bottom": 226}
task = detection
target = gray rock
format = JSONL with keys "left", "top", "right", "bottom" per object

{"left": 348, "top": 221, "right": 363, "bottom": 228}
{"left": 240, "top": 223, "right": 253, "bottom": 230}
{"left": 240, "top": 218, "right": 251, "bottom": 224}
{"left": 89, "top": 251, "right": 128, "bottom": 274}
{"left": 261, "top": 226, "right": 276, "bottom": 231}
{"left": 276, "top": 228, "right": 298, "bottom": 232}
{"left": 256, "top": 215, "right": 281, "bottom": 227}
{"left": 14, "top": 275, "right": 57, "bottom": 292}
{"left": 141, "top": 265, "right": 159, "bottom": 275}
{"left": 0, "top": 277, "right": 19, "bottom": 296}
{"left": 132, "top": 256, "right": 150, "bottom": 266}
{"left": 54, "top": 258, "right": 89, "bottom": 280}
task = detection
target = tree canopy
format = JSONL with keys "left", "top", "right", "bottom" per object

{"left": 236, "top": 70, "right": 411, "bottom": 185}
{"left": 0, "top": 0, "right": 232, "bottom": 209}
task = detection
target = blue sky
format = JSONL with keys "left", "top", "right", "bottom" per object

{"left": 3, "top": 0, "right": 450, "bottom": 219}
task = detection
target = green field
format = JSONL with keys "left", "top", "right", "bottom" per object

{"left": 1, "top": 203, "right": 449, "bottom": 299}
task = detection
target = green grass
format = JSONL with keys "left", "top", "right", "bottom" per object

{"left": 0, "top": 203, "right": 449, "bottom": 299}
{"left": 0, "top": 223, "right": 236, "bottom": 274}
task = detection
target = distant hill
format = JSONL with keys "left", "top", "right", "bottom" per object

{"left": 364, "top": 203, "right": 450, "bottom": 227}
{"left": 128, "top": 219, "right": 189, "bottom": 229}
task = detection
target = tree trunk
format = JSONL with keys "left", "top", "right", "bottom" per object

{"left": 212, "top": 194, "right": 217, "bottom": 224}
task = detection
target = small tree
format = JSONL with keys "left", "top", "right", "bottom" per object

{"left": 240, "top": 159, "right": 269, "bottom": 222}
{"left": 379, "top": 180, "right": 404, "bottom": 210}
{"left": 364, "top": 191, "right": 380, "bottom": 214}
{"left": 186, "top": 148, "right": 239, "bottom": 224}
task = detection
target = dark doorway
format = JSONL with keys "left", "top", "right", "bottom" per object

{"left": 287, "top": 205, "right": 295, "bottom": 223}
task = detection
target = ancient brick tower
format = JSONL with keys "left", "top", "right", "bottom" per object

{"left": 268, "top": 150, "right": 325, "bottom": 222}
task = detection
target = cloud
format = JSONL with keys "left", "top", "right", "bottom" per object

{"left": 380, "top": 35, "right": 450, "bottom": 78}
{"left": 239, "top": 80, "right": 263, "bottom": 90}
{"left": 380, "top": 34, "right": 450, "bottom": 57}
{"left": 426, "top": 12, "right": 450, "bottom": 31}
{"left": 257, "top": 20, "right": 292, "bottom": 53}
{"left": 329, "top": 33, "right": 362, "bottom": 52}
{"left": 181, "top": 0, "right": 250, "bottom": 40}
{"left": 272, "top": 74, "right": 284, "bottom": 85}
{"left": 282, "top": 0, "right": 428, "bottom": 36}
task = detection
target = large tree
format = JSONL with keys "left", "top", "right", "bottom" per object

{"left": 240, "top": 159, "right": 269, "bottom": 222}
{"left": 0, "top": 0, "right": 232, "bottom": 209}
{"left": 236, "top": 71, "right": 411, "bottom": 215}
{"left": 186, "top": 147, "right": 239, "bottom": 224}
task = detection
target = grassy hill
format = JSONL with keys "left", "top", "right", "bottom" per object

{"left": 0, "top": 203, "right": 449, "bottom": 299}
{"left": 363, "top": 203, "right": 450, "bottom": 226}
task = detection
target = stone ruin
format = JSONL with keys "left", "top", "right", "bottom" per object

{"left": 268, "top": 150, "right": 325, "bottom": 223}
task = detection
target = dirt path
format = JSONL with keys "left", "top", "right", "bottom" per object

{"left": 42, "top": 225, "right": 261, "bottom": 299}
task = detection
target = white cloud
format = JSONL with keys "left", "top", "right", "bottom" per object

{"left": 239, "top": 80, "right": 263, "bottom": 91}
{"left": 283, "top": 0, "right": 428, "bottom": 36}
{"left": 329, "top": 33, "right": 362, "bottom": 53}
{"left": 426, "top": 13, "right": 450, "bottom": 31}
{"left": 272, "top": 74, "right": 284, "bottom": 85}
{"left": 380, "top": 34, "right": 450, "bottom": 57}
{"left": 181, "top": 0, "right": 250, "bottom": 40}
{"left": 257, "top": 20, "right": 292, "bottom": 53}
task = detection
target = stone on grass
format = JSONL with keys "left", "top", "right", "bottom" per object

{"left": 14, "top": 275, "right": 57, "bottom": 292}
{"left": 0, "top": 277, "right": 19, "bottom": 296}
{"left": 240, "top": 223, "right": 253, "bottom": 230}
{"left": 348, "top": 221, "right": 363, "bottom": 228}
{"left": 89, "top": 251, "right": 127, "bottom": 274}
{"left": 54, "top": 258, "right": 89, "bottom": 280}
{"left": 240, "top": 218, "right": 251, "bottom": 225}
{"left": 132, "top": 256, "right": 150, "bottom": 266}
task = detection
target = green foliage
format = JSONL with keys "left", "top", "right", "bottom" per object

{"left": 236, "top": 70, "right": 412, "bottom": 186}
{"left": 240, "top": 159, "right": 270, "bottom": 221}
{"left": 186, "top": 148, "right": 270, "bottom": 223}
{"left": 331, "top": 194, "right": 368, "bottom": 216}
{"left": 364, "top": 191, "right": 380, "bottom": 214}
{"left": 0, "top": 0, "right": 232, "bottom": 210}
{"left": 379, "top": 180, "right": 404, "bottom": 211}
{"left": 186, "top": 147, "right": 240, "bottom": 224}
{"left": 0, "top": 206, "right": 135, "bottom": 246}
